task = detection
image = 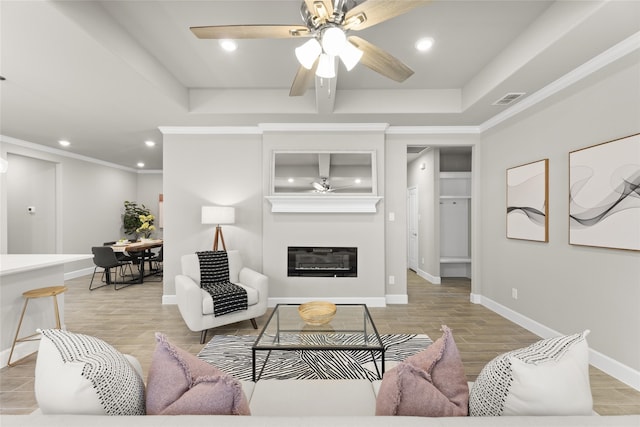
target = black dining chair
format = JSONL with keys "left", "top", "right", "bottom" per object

{"left": 149, "top": 247, "right": 163, "bottom": 277}
{"left": 90, "top": 246, "right": 134, "bottom": 290}
{"left": 103, "top": 241, "right": 136, "bottom": 279}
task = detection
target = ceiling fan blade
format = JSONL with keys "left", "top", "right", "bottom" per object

{"left": 348, "top": 36, "right": 414, "bottom": 82}
{"left": 343, "top": 0, "right": 431, "bottom": 31}
{"left": 190, "top": 24, "right": 311, "bottom": 39}
{"left": 304, "top": 0, "right": 334, "bottom": 23}
{"left": 290, "top": 61, "right": 318, "bottom": 96}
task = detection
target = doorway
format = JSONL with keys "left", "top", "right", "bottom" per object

{"left": 6, "top": 154, "right": 57, "bottom": 253}
{"left": 407, "top": 187, "right": 418, "bottom": 271}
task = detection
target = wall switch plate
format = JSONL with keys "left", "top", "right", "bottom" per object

{"left": 389, "top": 212, "right": 395, "bottom": 221}
{"left": 389, "top": 275, "right": 395, "bottom": 285}
{"left": 512, "top": 288, "right": 518, "bottom": 299}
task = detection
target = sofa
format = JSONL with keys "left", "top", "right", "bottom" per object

{"left": 2, "top": 379, "right": 639, "bottom": 427}
{"left": 2, "top": 325, "right": 639, "bottom": 426}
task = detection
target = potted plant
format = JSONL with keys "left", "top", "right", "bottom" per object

{"left": 123, "top": 201, "right": 154, "bottom": 240}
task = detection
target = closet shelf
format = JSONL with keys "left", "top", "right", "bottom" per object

{"left": 440, "top": 257, "right": 471, "bottom": 264}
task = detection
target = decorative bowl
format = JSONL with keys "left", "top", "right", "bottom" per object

{"left": 298, "top": 301, "right": 337, "bottom": 326}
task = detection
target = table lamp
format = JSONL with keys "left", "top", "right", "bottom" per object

{"left": 201, "top": 206, "right": 235, "bottom": 251}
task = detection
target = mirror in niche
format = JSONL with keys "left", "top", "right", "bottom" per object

{"left": 272, "top": 151, "right": 377, "bottom": 195}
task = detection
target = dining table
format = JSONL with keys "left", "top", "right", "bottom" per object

{"left": 111, "top": 239, "right": 163, "bottom": 284}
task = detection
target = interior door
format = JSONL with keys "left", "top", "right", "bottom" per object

{"left": 407, "top": 187, "right": 418, "bottom": 271}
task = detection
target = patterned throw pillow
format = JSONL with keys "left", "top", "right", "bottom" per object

{"left": 375, "top": 325, "right": 469, "bottom": 417}
{"left": 35, "top": 329, "right": 145, "bottom": 415}
{"left": 469, "top": 330, "right": 592, "bottom": 416}
{"left": 146, "top": 332, "right": 250, "bottom": 415}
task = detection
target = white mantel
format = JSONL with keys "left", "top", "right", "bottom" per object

{"left": 265, "top": 195, "right": 383, "bottom": 213}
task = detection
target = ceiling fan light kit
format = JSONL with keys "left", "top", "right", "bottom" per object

{"left": 339, "top": 40, "right": 363, "bottom": 71}
{"left": 295, "top": 38, "right": 322, "bottom": 69}
{"left": 294, "top": 26, "right": 363, "bottom": 76}
{"left": 316, "top": 53, "right": 337, "bottom": 79}
{"left": 190, "top": 0, "right": 432, "bottom": 96}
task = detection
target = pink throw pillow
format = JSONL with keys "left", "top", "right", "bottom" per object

{"left": 376, "top": 325, "right": 469, "bottom": 417}
{"left": 146, "top": 332, "right": 250, "bottom": 415}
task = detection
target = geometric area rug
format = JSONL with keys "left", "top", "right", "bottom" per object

{"left": 198, "top": 334, "right": 432, "bottom": 381}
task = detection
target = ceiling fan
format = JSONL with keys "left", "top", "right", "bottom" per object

{"left": 190, "top": 0, "right": 431, "bottom": 96}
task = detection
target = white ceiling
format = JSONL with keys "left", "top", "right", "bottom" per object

{"left": 1, "top": 0, "right": 638, "bottom": 170}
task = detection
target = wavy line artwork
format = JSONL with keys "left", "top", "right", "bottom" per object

{"left": 570, "top": 168, "right": 640, "bottom": 228}
{"left": 569, "top": 133, "right": 640, "bottom": 251}
{"left": 506, "top": 159, "right": 548, "bottom": 242}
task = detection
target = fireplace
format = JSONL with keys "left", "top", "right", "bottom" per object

{"left": 287, "top": 247, "right": 357, "bottom": 277}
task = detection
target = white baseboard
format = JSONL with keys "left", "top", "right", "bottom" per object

{"left": 163, "top": 294, "right": 177, "bottom": 305}
{"left": 417, "top": 268, "right": 440, "bottom": 285}
{"left": 267, "top": 297, "right": 387, "bottom": 308}
{"left": 469, "top": 293, "right": 482, "bottom": 304}
{"left": 477, "top": 294, "right": 640, "bottom": 392}
{"left": 64, "top": 267, "right": 94, "bottom": 280}
{"left": 386, "top": 294, "right": 408, "bottom": 304}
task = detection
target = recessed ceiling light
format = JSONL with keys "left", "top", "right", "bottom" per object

{"left": 145, "top": 140, "right": 156, "bottom": 147}
{"left": 415, "top": 37, "right": 434, "bottom": 52}
{"left": 288, "top": 178, "right": 294, "bottom": 183}
{"left": 58, "top": 140, "right": 70, "bottom": 147}
{"left": 219, "top": 39, "right": 237, "bottom": 52}
{"left": 137, "top": 162, "right": 145, "bottom": 168}
{"left": 355, "top": 178, "right": 362, "bottom": 184}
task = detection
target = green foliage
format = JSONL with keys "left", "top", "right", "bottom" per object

{"left": 123, "top": 201, "right": 151, "bottom": 236}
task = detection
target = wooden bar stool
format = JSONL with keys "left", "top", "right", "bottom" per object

{"left": 7, "top": 285, "right": 68, "bottom": 367}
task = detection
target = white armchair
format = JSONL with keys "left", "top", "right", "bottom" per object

{"left": 175, "top": 250, "right": 268, "bottom": 344}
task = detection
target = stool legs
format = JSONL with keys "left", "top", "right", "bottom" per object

{"left": 7, "top": 298, "right": 34, "bottom": 367}
{"left": 7, "top": 292, "right": 64, "bottom": 367}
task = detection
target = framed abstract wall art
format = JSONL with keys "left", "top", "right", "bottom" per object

{"left": 569, "top": 133, "right": 640, "bottom": 251}
{"left": 506, "top": 159, "right": 549, "bottom": 242}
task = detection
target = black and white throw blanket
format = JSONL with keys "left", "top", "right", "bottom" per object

{"left": 198, "top": 334, "right": 432, "bottom": 381}
{"left": 196, "top": 250, "right": 248, "bottom": 317}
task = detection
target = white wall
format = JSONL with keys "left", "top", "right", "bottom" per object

{"left": 137, "top": 173, "right": 164, "bottom": 239}
{"left": 479, "top": 58, "right": 640, "bottom": 374}
{"left": 162, "top": 133, "right": 264, "bottom": 298}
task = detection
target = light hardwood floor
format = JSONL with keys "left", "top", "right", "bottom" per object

{"left": 1, "top": 270, "right": 639, "bottom": 415}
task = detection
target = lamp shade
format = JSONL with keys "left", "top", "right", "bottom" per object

{"left": 339, "top": 41, "right": 363, "bottom": 71}
{"left": 201, "top": 206, "right": 235, "bottom": 225}
{"left": 321, "top": 27, "right": 346, "bottom": 56}
{"left": 316, "top": 54, "right": 336, "bottom": 79}
{"left": 295, "top": 38, "right": 322, "bottom": 70}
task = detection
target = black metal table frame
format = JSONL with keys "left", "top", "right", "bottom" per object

{"left": 252, "top": 303, "right": 385, "bottom": 382}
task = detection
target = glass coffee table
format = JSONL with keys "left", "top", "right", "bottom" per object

{"left": 252, "top": 303, "right": 385, "bottom": 381}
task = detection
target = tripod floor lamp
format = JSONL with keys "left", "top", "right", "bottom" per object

{"left": 201, "top": 206, "right": 235, "bottom": 251}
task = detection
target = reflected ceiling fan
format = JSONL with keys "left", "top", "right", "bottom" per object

{"left": 312, "top": 177, "right": 355, "bottom": 193}
{"left": 190, "top": 0, "right": 431, "bottom": 96}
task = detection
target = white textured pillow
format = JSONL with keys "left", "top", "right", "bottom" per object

{"left": 469, "top": 330, "right": 592, "bottom": 416}
{"left": 35, "top": 329, "right": 145, "bottom": 415}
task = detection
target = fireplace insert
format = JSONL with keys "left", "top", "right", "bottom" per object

{"left": 287, "top": 246, "right": 357, "bottom": 277}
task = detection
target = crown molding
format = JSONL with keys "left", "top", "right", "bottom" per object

{"left": 0, "top": 135, "right": 142, "bottom": 173}
{"left": 386, "top": 126, "right": 481, "bottom": 135}
{"left": 259, "top": 123, "right": 390, "bottom": 132}
{"left": 158, "top": 126, "right": 262, "bottom": 135}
